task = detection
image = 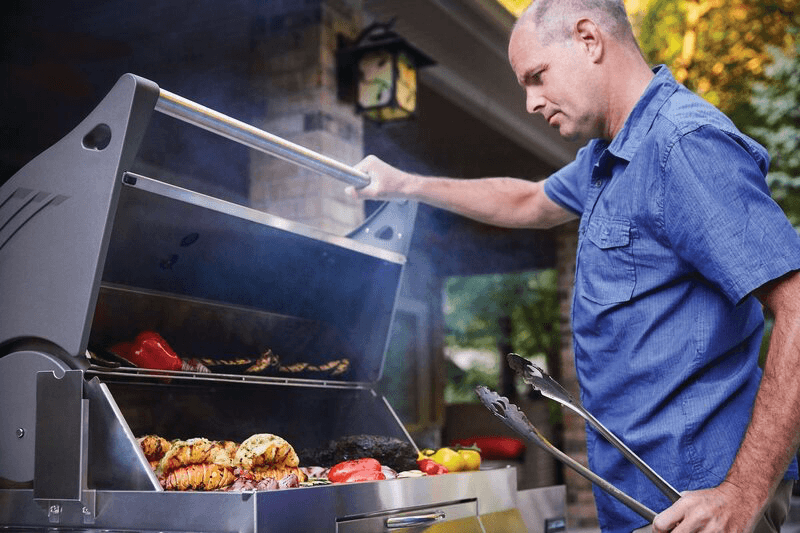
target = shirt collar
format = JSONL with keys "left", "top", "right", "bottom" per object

{"left": 606, "top": 65, "right": 679, "bottom": 161}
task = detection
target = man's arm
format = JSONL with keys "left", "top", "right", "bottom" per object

{"left": 348, "top": 155, "right": 577, "bottom": 229}
{"left": 653, "top": 270, "right": 800, "bottom": 533}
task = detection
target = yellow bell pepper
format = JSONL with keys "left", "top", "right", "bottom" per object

{"left": 457, "top": 449, "right": 481, "bottom": 471}
{"left": 417, "top": 448, "right": 435, "bottom": 461}
{"left": 430, "top": 447, "right": 466, "bottom": 472}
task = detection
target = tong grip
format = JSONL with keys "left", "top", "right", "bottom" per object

{"left": 506, "top": 353, "right": 681, "bottom": 503}
{"left": 475, "top": 386, "right": 657, "bottom": 522}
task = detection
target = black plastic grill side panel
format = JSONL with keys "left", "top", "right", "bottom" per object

{"left": 0, "top": 74, "right": 160, "bottom": 357}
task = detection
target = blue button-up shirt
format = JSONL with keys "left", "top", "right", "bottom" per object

{"left": 544, "top": 66, "right": 800, "bottom": 532}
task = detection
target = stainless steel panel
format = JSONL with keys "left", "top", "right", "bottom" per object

{"left": 1, "top": 489, "right": 254, "bottom": 532}
{"left": 337, "top": 501, "right": 479, "bottom": 532}
{"left": 516, "top": 485, "right": 566, "bottom": 533}
{"left": 84, "top": 378, "right": 161, "bottom": 491}
{"left": 120, "top": 172, "right": 404, "bottom": 263}
{"left": 252, "top": 468, "right": 519, "bottom": 531}
{"left": 98, "top": 377, "right": 410, "bottom": 452}
{"left": 1, "top": 468, "right": 520, "bottom": 532}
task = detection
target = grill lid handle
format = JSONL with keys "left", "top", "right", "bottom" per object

{"left": 155, "top": 89, "right": 370, "bottom": 189}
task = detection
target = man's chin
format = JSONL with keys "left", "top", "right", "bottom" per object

{"left": 551, "top": 121, "right": 579, "bottom": 142}
{"left": 558, "top": 128, "right": 585, "bottom": 143}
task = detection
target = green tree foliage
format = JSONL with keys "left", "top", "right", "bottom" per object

{"left": 443, "top": 269, "right": 560, "bottom": 402}
{"left": 635, "top": 0, "right": 798, "bottom": 124}
{"left": 747, "top": 41, "right": 800, "bottom": 230}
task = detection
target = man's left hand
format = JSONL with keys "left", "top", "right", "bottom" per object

{"left": 652, "top": 482, "right": 761, "bottom": 533}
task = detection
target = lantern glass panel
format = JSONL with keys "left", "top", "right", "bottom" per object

{"left": 358, "top": 50, "right": 394, "bottom": 109}
{"left": 396, "top": 51, "right": 417, "bottom": 113}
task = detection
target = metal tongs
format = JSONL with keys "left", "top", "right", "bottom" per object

{"left": 475, "top": 353, "right": 681, "bottom": 522}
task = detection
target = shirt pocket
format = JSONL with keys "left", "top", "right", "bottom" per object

{"left": 580, "top": 216, "right": 636, "bottom": 305}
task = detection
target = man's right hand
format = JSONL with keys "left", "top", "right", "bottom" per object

{"left": 347, "top": 155, "right": 416, "bottom": 201}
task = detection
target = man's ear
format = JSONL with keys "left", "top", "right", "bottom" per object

{"left": 574, "top": 18, "right": 604, "bottom": 63}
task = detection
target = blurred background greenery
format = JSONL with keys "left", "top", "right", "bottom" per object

{"left": 443, "top": 270, "right": 560, "bottom": 402}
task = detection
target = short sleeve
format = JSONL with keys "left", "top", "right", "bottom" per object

{"left": 543, "top": 143, "right": 598, "bottom": 216}
{"left": 663, "top": 126, "right": 800, "bottom": 303}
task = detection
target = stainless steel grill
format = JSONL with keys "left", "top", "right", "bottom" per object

{"left": 0, "top": 73, "right": 562, "bottom": 532}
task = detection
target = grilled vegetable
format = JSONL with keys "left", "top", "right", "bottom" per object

{"left": 429, "top": 447, "right": 465, "bottom": 472}
{"left": 417, "top": 459, "right": 448, "bottom": 475}
{"left": 328, "top": 458, "right": 383, "bottom": 483}
{"left": 110, "top": 331, "right": 182, "bottom": 371}
{"left": 336, "top": 470, "right": 386, "bottom": 483}
{"left": 457, "top": 449, "right": 482, "bottom": 471}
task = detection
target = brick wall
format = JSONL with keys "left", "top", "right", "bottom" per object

{"left": 248, "top": 0, "right": 366, "bottom": 235}
{"left": 555, "top": 220, "right": 600, "bottom": 530}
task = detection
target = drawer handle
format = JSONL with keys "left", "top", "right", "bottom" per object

{"left": 385, "top": 511, "right": 446, "bottom": 528}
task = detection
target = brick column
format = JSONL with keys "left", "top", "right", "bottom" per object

{"left": 555, "top": 220, "right": 599, "bottom": 530}
{"left": 248, "top": 0, "right": 365, "bottom": 235}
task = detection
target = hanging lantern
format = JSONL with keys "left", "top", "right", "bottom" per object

{"left": 337, "top": 19, "right": 434, "bottom": 123}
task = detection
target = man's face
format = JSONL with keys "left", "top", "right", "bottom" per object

{"left": 509, "top": 20, "right": 603, "bottom": 143}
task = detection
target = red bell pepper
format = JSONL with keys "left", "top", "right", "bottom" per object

{"left": 328, "top": 458, "right": 384, "bottom": 483}
{"left": 110, "top": 331, "right": 183, "bottom": 371}
{"left": 449, "top": 437, "right": 525, "bottom": 460}
{"left": 416, "top": 458, "right": 448, "bottom": 475}
{"left": 336, "top": 470, "right": 386, "bottom": 483}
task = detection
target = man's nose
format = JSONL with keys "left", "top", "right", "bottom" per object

{"left": 526, "top": 89, "right": 545, "bottom": 115}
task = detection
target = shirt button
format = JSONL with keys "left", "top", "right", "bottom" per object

{"left": 593, "top": 180, "right": 602, "bottom": 187}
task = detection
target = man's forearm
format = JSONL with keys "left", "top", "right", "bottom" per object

{"left": 726, "top": 272, "right": 800, "bottom": 521}
{"left": 402, "top": 175, "right": 568, "bottom": 229}
{"left": 351, "top": 155, "right": 576, "bottom": 229}
{"left": 653, "top": 272, "right": 800, "bottom": 533}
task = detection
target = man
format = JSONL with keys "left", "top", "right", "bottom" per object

{"left": 347, "top": 1, "right": 800, "bottom": 532}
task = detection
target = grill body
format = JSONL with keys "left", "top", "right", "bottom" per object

{"left": 0, "top": 74, "right": 562, "bottom": 532}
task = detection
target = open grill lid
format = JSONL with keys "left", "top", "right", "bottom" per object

{"left": 0, "top": 73, "right": 417, "bottom": 384}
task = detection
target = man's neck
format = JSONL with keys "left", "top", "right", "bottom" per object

{"left": 604, "top": 55, "right": 655, "bottom": 140}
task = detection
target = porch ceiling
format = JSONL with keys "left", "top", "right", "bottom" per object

{"left": 364, "top": 0, "right": 580, "bottom": 168}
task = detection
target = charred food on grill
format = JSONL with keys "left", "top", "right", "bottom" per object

{"left": 298, "top": 434, "right": 418, "bottom": 473}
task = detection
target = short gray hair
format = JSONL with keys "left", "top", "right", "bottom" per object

{"left": 516, "top": 0, "right": 637, "bottom": 46}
